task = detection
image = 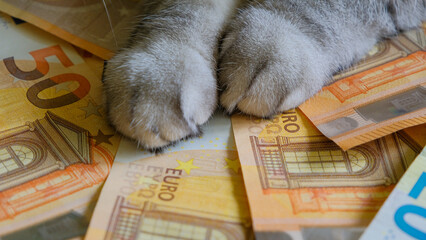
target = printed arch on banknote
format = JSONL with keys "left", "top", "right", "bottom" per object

{"left": 0, "top": 141, "right": 44, "bottom": 176}
{"left": 329, "top": 27, "right": 425, "bottom": 102}
{"left": 250, "top": 132, "right": 422, "bottom": 190}
{"left": 103, "top": 196, "right": 252, "bottom": 240}
{"left": 0, "top": 111, "right": 114, "bottom": 220}
{"left": 247, "top": 131, "right": 422, "bottom": 215}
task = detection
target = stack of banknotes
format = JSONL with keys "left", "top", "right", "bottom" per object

{"left": 0, "top": 1, "right": 425, "bottom": 240}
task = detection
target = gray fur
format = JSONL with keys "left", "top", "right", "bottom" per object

{"left": 104, "top": 0, "right": 425, "bottom": 149}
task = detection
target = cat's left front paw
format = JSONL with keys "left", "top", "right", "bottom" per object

{"left": 103, "top": 43, "right": 217, "bottom": 150}
{"left": 218, "top": 7, "right": 329, "bottom": 117}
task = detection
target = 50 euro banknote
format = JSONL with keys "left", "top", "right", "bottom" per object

{"left": 299, "top": 25, "right": 426, "bottom": 150}
{"left": 0, "top": 0, "right": 143, "bottom": 59}
{"left": 0, "top": 12, "right": 121, "bottom": 236}
{"left": 360, "top": 146, "right": 426, "bottom": 240}
{"left": 86, "top": 113, "right": 253, "bottom": 240}
{"left": 231, "top": 109, "right": 425, "bottom": 240}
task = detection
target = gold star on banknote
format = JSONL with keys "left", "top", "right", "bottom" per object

{"left": 175, "top": 159, "right": 200, "bottom": 175}
{"left": 223, "top": 158, "right": 241, "bottom": 174}
{"left": 92, "top": 130, "right": 114, "bottom": 146}
{"left": 80, "top": 101, "right": 102, "bottom": 118}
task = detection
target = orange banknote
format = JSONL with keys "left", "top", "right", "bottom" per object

{"left": 300, "top": 26, "right": 426, "bottom": 150}
{"left": 232, "top": 109, "right": 425, "bottom": 240}
{"left": 0, "top": 13, "right": 121, "bottom": 236}
{"left": 0, "top": 0, "right": 143, "bottom": 59}
{"left": 86, "top": 114, "right": 253, "bottom": 240}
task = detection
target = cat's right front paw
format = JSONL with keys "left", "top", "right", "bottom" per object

{"left": 103, "top": 42, "right": 217, "bottom": 150}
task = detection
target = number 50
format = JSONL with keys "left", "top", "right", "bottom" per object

{"left": 3, "top": 45, "right": 90, "bottom": 109}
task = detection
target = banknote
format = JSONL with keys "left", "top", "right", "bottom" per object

{"left": 0, "top": 0, "right": 144, "bottom": 59}
{"left": 74, "top": 48, "right": 105, "bottom": 80}
{"left": 231, "top": 109, "right": 425, "bottom": 240}
{"left": 0, "top": 13, "right": 121, "bottom": 236}
{"left": 1, "top": 185, "right": 101, "bottom": 240}
{"left": 299, "top": 25, "right": 426, "bottom": 150}
{"left": 360, "top": 146, "right": 426, "bottom": 240}
{"left": 1, "top": 211, "right": 89, "bottom": 240}
{"left": 86, "top": 113, "right": 253, "bottom": 240}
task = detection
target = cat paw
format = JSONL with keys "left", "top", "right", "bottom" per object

{"left": 218, "top": 6, "right": 329, "bottom": 117}
{"left": 104, "top": 42, "right": 217, "bottom": 149}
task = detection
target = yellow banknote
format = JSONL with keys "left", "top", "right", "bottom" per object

{"left": 361, "top": 147, "right": 426, "bottom": 240}
{"left": 232, "top": 109, "right": 424, "bottom": 240}
{"left": 86, "top": 113, "right": 253, "bottom": 240}
{"left": 0, "top": 0, "right": 143, "bottom": 59}
{"left": 299, "top": 25, "right": 426, "bottom": 150}
{"left": 0, "top": 13, "right": 121, "bottom": 236}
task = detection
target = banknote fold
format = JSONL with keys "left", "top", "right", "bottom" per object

{"left": 300, "top": 25, "right": 426, "bottom": 150}
{"left": 232, "top": 109, "right": 425, "bottom": 240}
